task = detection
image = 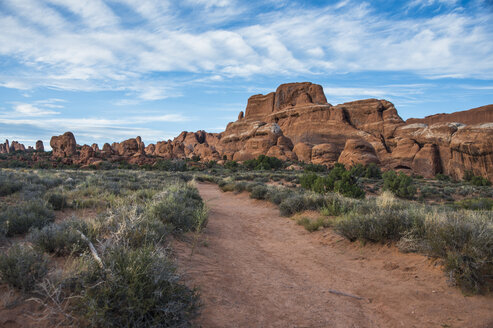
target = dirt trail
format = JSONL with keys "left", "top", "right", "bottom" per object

{"left": 174, "top": 183, "right": 493, "bottom": 328}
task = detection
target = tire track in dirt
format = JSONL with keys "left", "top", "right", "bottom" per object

{"left": 174, "top": 183, "right": 493, "bottom": 328}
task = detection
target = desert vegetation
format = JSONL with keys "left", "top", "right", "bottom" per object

{"left": 0, "top": 169, "right": 206, "bottom": 327}
{"left": 0, "top": 157, "right": 492, "bottom": 327}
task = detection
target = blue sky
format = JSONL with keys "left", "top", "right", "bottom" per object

{"left": 0, "top": 0, "right": 492, "bottom": 148}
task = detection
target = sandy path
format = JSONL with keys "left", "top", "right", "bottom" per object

{"left": 174, "top": 183, "right": 493, "bottom": 328}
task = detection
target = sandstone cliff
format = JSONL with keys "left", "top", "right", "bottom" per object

{"left": 41, "top": 82, "right": 493, "bottom": 181}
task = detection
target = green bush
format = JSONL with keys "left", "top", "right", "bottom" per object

{"left": 364, "top": 163, "right": 382, "bottom": 179}
{"left": 296, "top": 217, "right": 330, "bottom": 232}
{"left": 349, "top": 164, "right": 365, "bottom": 178}
{"left": 29, "top": 218, "right": 90, "bottom": 256}
{"left": 147, "top": 184, "right": 206, "bottom": 232}
{"left": 243, "top": 155, "right": 283, "bottom": 170}
{"left": 0, "top": 174, "right": 23, "bottom": 196}
{"left": 470, "top": 176, "right": 491, "bottom": 187}
{"left": 224, "top": 160, "right": 238, "bottom": 170}
{"left": 47, "top": 193, "right": 68, "bottom": 210}
{"left": 67, "top": 245, "right": 198, "bottom": 328}
{"left": 335, "top": 204, "right": 424, "bottom": 243}
{"left": 0, "top": 244, "right": 48, "bottom": 292}
{"left": 334, "top": 172, "right": 365, "bottom": 199}
{"left": 303, "top": 163, "right": 327, "bottom": 172}
{"left": 455, "top": 198, "right": 493, "bottom": 211}
{"left": 279, "top": 193, "right": 325, "bottom": 216}
{"left": 424, "top": 211, "right": 493, "bottom": 293}
{"left": 300, "top": 172, "right": 318, "bottom": 190}
{"left": 382, "top": 171, "right": 416, "bottom": 199}
{"left": 0, "top": 200, "right": 55, "bottom": 236}
{"left": 435, "top": 173, "right": 450, "bottom": 181}
{"left": 265, "top": 187, "right": 293, "bottom": 205}
{"left": 250, "top": 185, "right": 268, "bottom": 200}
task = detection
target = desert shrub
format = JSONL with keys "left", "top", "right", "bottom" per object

{"left": 219, "top": 182, "right": 235, "bottom": 192}
{"left": 224, "top": 160, "right": 238, "bottom": 170}
{"left": 470, "top": 176, "right": 491, "bottom": 187}
{"left": 29, "top": 218, "right": 90, "bottom": 256}
{"left": 382, "top": 171, "right": 416, "bottom": 199}
{"left": 296, "top": 217, "right": 330, "bottom": 232}
{"left": 250, "top": 185, "right": 268, "bottom": 200}
{"left": 0, "top": 200, "right": 55, "bottom": 236}
{"left": 300, "top": 172, "right": 318, "bottom": 190}
{"left": 335, "top": 199, "right": 425, "bottom": 243}
{"left": 0, "top": 245, "right": 48, "bottom": 292}
{"left": 279, "top": 194, "right": 306, "bottom": 216}
{"left": 66, "top": 245, "right": 198, "bottom": 328}
{"left": 47, "top": 192, "right": 68, "bottom": 210}
{"left": 349, "top": 164, "right": 365, "bottom": 178}
{"left": 312, "top": 176, "right": 332, "bottom": 194}
{"left": 147, "top": 184, "right": 206, "bottom": 232}
{"left": 0, "top": 173, "right": 23, "bottom": 196}
{"left": 94, "top": 205, "right": 169, "bottom": 248}
{"left": 364, "top": 163, "right": 382, "bottom": 179}
{"left": 154, "top": 159, "right": 187, "bottom": 172}
{"left": 334, "top": 172, "right": 365, "bottom": 199}
{"left": 455, "top": 198, "right": 493, "bottom": 211}
{"left": 243, "top": 155, "right": 283, "bottom": 170}
{"left": 303, "top": 163, "right": 327, "bottom": 172}
{"left": 435, "top": 173, "right": 450, "bottom": 181}
{"left": 320, "top": 193, "right": 357, "bottom": 216}
{"left": 302, "top": 167, "right": 365, "bottom": 199}
{"left": 279, "top": 193, "right": 325, "bottom": 216}
{"left": 265, "top": 187, "right": 293, "bottom": 205}
{"left": 424, "top": 211, "right": 493, "bottom": 293}
{"left": 234, "top": 181, "right": 248, "bottom": 193}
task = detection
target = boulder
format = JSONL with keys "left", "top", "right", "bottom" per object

{"left": 79, "top": 145, "right": 95, "bottom": 163}
{"left": 311, "top": 143, "right": 340, "bottom": 166}
{"left": 338, "top": 139, "right": 380, "bottom": 168}
{"left": 50, "top": 132, "right": 77, "bottom": 157}
{"left": 293, "top": 142, "right": 312, "bottom": 163}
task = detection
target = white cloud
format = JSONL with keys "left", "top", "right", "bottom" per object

{"left": 13, "top": 103, "right": 60, "bottom": 116}
{"left": 0, "top": 0, "right": 491, "bottom": 95}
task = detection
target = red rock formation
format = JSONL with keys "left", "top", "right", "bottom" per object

{"left": 50, "top": 132, "right": 77, "bottom": 157}
{"left": 406, "top": 105, "right": 493, "bottom": 126}
{"left": 24, "top": 82, "right": 491, "bottom": 181}
{"left": 338, "top": 139, "right": 380, "bottom": 168}
{"left": 36, "top": 140, "right": 44, "bottom": 152}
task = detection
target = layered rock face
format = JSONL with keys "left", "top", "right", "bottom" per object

{"left": 43, "top": 82, "right": 492, "bottom": 181}
{"left": 217, "top": 82, "right": 492, "bottom": 180}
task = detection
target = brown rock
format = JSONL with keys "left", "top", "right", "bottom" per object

{"left": 293, "top": 142, "right": 312, "bottom": 163}
{"left": 406, "top": 105, "right": 493, "bottom": 126}
{"left": 274, "top": 82, "right": 327, "bottom": 112}
{"left": 238, "top": 111, "right": 244, "bottom": 120}
{"left": 91, "top": 143, "right": 100, "bottom": 152}
{"left": 79, "top": 145, "right": 95, "bottom": 163}
{"left": 412, "top": 144, "right": 441, "bottom": 178}
{"left": 390, "top": 139, "right": 420, "bottom": 169}
{"left": 311, "top": 143, "right": 340, "bottom": 166}
{"left": 145, "top": 144, "right": 156, "bottom": 156}
{"left": 244, "top": 93, "right": 275, "bottom": 121}
{"left": 50, "top": 132, "right": 77, "bottom": 157}
{"left": 10, "top": 141, "right": 26, "bottom": 152}
{"left": 338, "top": 139, "right": 380, "bottom": 168}
{"left": 35, "top": 140, "right": 44, "bottom": 152}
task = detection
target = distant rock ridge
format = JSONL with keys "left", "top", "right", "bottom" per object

{"left": 6, "top": 82, "right": 493, "bottom": 181}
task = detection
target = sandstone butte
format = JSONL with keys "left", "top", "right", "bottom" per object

{"left": 1, "top": 82, "right": 492, "bottom": 182}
